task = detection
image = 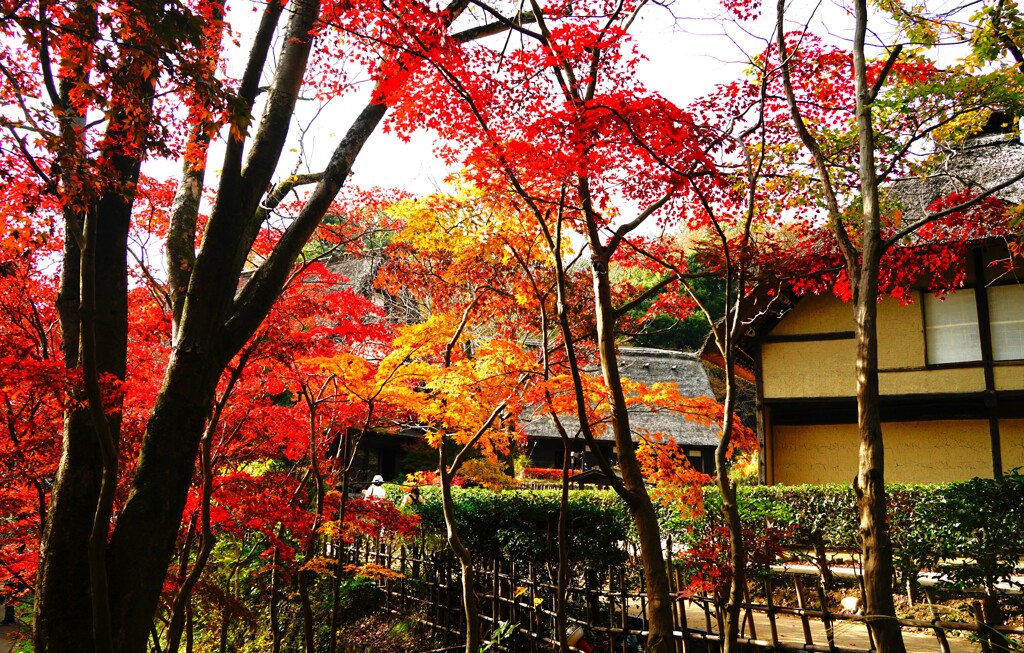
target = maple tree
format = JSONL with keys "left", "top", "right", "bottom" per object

{"left": 763, "top": 4, "right": 1022, "bottom": 651}
{"left": 372, "top": 193, "right": 545, "bottom": 651}
{"left": 0, "top": 0, "right": 552, "bottom": 649}
{"left": 374, "top": 0, "right": 763, "bottom": 646}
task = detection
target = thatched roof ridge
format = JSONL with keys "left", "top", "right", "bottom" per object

{"left": 617, "top": 347, "right": 715, "bottom": 401}
{"left": 324, "top": 252, "right": 380, "bottom": 296}
{"left": 886, "top": 133, "right": 1024, "bottom": 225}
{"left": 523, "top": 346, "right": 721, "bottom": 447}
{"left": 323, "top": 251, "right": 421, "bottom": 323}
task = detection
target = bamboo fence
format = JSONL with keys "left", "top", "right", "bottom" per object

{"left": 343, "top": 538, "right": 1024, "bottom": 653}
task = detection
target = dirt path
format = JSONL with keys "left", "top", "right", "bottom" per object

{"left": 0, "top": 604, "right": 995, "bottom": 653}
{"left": 0, "top": 624, "right": 16, "bottom": 653}
{"left": 678, "top": 602, "right": 982, "bottom": 653}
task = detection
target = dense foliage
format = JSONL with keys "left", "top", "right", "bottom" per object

{"left": 621, "top": 256, "right": 728, "bottom": 352}
{"left": 660, "top": 474, "right": 1024, "bottom": 595}
{"left": 376, "top": 473, "right": 1024, "bottom": 598}
{"left": 408, "top": 486, "right": 631, "bottom": 570}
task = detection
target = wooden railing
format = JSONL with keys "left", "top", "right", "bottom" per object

{"left": 344, "top": 539, "right": 1024, "bottom": 653}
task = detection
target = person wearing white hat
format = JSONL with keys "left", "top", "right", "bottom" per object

{"left": 363, "top": 474, "right": 387, "bottom": 499}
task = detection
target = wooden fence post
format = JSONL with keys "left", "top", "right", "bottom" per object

{"left": 677, "top": 567, "right": 690, "bottom": 653}
{"left": 530, "top": 563, "right": 540, "bottom": 651}
{"left": 815, "top": 578, "right": 835, "bottom": 651}
{"left": 400, "top": 544, "right": 408, "bottom": 614}
{"left": 492, "top": 558, "right": 500, "bottom": 628}
{"left": 924, "top": 589, "right": 951, "bottom": 653}
{"left": 609, "top": 567, "right": 617, "bottom": 634}
{"left": 793, "top": 574, "right": 814, "bottom": 647}
{"left": 743, "top": 580, "right": 758, "bottom": 641}
{"left": 762, "top": 578, "right": 779, "bottom": 651}
{"left": 586, "top": 569, "right": 599, "bottom": 626}
{"left": 620, "top": 568, "right": 629, "bottom": 651}
{"left": 972, "top": 600, "right": 994, "bottom": 653}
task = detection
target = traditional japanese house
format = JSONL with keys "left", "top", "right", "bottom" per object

{"left": 729, "top": 125, "right": 1024, "bottom": 485}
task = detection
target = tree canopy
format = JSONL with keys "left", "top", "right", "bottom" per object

{"left": 0, "top": 0, "right": 1020, "bottom": 651}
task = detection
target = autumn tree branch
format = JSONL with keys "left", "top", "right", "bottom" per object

{"left": 883, "top": 166, "right": 1024, "bottom": 247}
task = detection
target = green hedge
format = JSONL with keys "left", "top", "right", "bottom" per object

{"left": 388, "top": 472, "right": 1024, "bottom": 593}
{"left": 395, "top": 486, "right": 631, "bottom": 570}
{"left": 666, "top": 472, "right": 1024, "bottom": 593}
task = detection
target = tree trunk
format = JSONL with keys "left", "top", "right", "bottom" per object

{"left": 852, "top": 284, "right": 904, "bottom": 653}
{"left": 106, "top": 351, "right": 222, "bottom": 653}
{"left": 328, "top": 459, "right": 353, "bottom": 653}
{"left": 851, "top": 1, "right": 907, "bottom": 650}
{"left": 36, "top": 183, "right": 132, "bottom": 653}
{"left": 555, "top": 418, "right": 573, "bottom": 653}
{"left": 713, "top": 297, "right": 747, "bottom": 653}
{"left": 270, "top": 542, "right": 285, "bottom": 653}
{"left": 166, "top": 430, "right": 217, "bottom": 653}
{"left": 439, "top": 446, "right": 480, "bottom": 653}
{"left": 540, "top": 205, "right": 675, "bottom": 653}
{"left": 185, "top": 600, "right": 194, "bottom": 653}
{"left": 35, "top": 411, "right": 105, "bottom": 652}
{"left": 298, "top": 541, "right": 317, "bottom": 653}
{"left": 589, "top": 252, "right": 674, "bottom": 653}
{"left": 716, "top": 463, "right": 745, "bottom": 653}
{"left": 217, "top": 608, "right": 229, "bottom": 653}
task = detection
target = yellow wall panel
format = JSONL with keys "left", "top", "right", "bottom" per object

{"left": 885, "top": 421, "right": 992, "bottom": 482}
{"left": 772, "top": 421, "right": 994, "bottom": 485}
{"left": 773, "top": 425, "right": 859, "bottom": 485}
{"left": 1002, "top": 419, "right": 1024, "bottom": 472}
{"left": 877, "top": 296, "right": 926, "bottom": 370}
{"left": 771, "top": 295, "right": 853, "bottom": 336}
{"left": 994, "top": 366, "right": 1024, "bottom": 391}
{"left": 879, "top": 367, "right": 986, "bottom": 395}
{"left": 761, "top": 340, "right": 855, "bottom": 399}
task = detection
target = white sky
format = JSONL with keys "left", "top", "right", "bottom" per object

{"left": 148, "top": 0, "right": 870, "bottom": 199}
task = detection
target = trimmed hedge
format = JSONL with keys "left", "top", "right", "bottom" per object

{"left": 667, "top": 472, "right": 1024, "bottom": 593}
{"left": 401, "top": 486, "right": 631, "bottom": 570}
{"left": 387, "top": 472, "right": 1024, "bottom": 593}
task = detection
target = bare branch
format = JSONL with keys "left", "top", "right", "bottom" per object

{"left": 868, "top": 44, "right": 903, "bottom": 103}
{"left": 455, "top": 5, "right": 539, "bottom": 42}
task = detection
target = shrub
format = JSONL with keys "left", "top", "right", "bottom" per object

{"left": 662, "top": 473, "right": 1024, "bottom": 597}
{"left": 460, "top": 458, "right": 519, "bottom": 491}
{"left": 918, "top": 472, "right": 1024, "bottom": 594}
{"left": 521, "top": 467, "right": 565, "bottom": 481}
{"left": 415, "top": 487, "right": 630, "bottom": 569}
{"left": 396, "top": 472, "right": 1024, "bottom": 599}
{"left": 404, "top": 469, "right": 466, "bottom": 487}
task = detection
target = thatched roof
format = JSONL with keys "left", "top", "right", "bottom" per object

{"left": 323, "top": 251, "right": 422, "bottom": 323}
{"left": 886, "top": 132, "right": 1024, "bottom": 225}
{"left": 523, "top": 347, "right": 721, "bottom": 447}
{"left": 715, "top": 129, "right": 1023, "bottom": 363}
{"left": 324, "top": 253, "right": 381, "bottom": 297}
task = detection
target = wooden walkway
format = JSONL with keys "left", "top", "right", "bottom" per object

{"left": 676, "top": 601, "right": 981, "bottom": 653}
{"left": 0, "top": 605, "right": 994, "bottom": 652}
